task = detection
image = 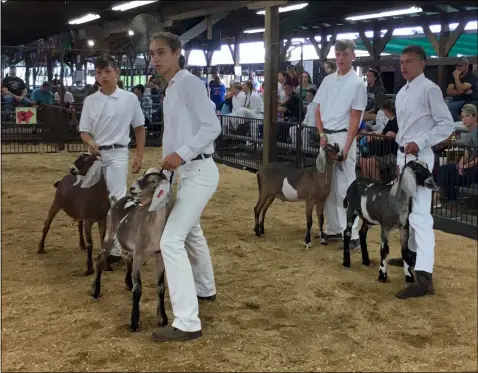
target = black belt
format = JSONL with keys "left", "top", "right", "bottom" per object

{"left": 324, "top": 128, "right": 348, "bottom": 134}
{"left": 191, "top": 153, "right": 213, "bottom": 161}
{"left": 399, "top": 146, "right": 405, "bottom": 153}
{"left": 98, "top": 144, "right": 127, "bottom": 150}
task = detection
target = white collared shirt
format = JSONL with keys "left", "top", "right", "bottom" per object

{"left": 244, "top": 91, "right": 264, "bottom": 114}
{"left": 79, "top": 87, "right": 144, "bottom": 146}
{"left": 232, "top": 91, "right": 246, "bottom": 114}
{"left": 303, "top": 101, "right": 317, "bottom": 127}
{"left": 395, "top": 73, "right": 454, "bottom": 150}
{"left": 54, "top": 91, "right": 74, "bottom": 104}
{"left": 278, "top": 82, "right": 286, "bottom": 103}
{"left": 162, "top": 69, "right": 221, "bottom": 162}
{"left": 313, "top": 68, "right": 367, "bottom": 131}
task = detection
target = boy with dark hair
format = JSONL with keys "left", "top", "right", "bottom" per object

{"left": 79, "top": 54, "right": 146, "bottom": 263}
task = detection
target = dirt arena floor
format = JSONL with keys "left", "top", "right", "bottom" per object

{"left": 1, "top": 148, "right": 477, "bottom": 372}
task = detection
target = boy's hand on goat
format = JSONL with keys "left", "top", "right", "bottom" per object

{"left": 132, "top": 155, "right": 143, "bottom": 174}
{"left": 88, "top": 140, "right": 100, "bottom": 155}
{"left": 404, "top": 142, "right": 419, "bottom": 155}
{"left": 319, "top": 135, "right": 328, "bottom": 148}
{"left": 162, "top": 152, "right": 184, "bottom": 171}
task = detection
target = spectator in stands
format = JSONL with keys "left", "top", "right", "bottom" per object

{"left": 436, "top": 103, "right": 478, "bottom": 202}
{"left": 133, "top": 84, "right": 153, "bottom": 126}
{"left": 289, "top": 87, "right": 317, "bottom": 148}
{"left": 279, "top": 80, "right": 301, "bottom": 122}
{"left": 209, "top": 75, "right": 226, "bottom": 111}
{"left": 54, "top": 85, "right": 74, "bottom": 107}
{"left": 323, "top": 61, "right": 335, "bottom": 75}
{"left": 1, "top": 66, "right": 32, "bottom": 108}
{"left": 287, "top": 65, "right": 299, "bottom": 87}
{"left": 237, "top": 80, "right": 264, "bottom": 137}
{"left": 222, "top": 82, "right": 246, "bottom": 134}
{"left": 392, "top": 44, "right": 454, "bottom": 299}
{"left": 278, "top": 71, "right": 289, "bottom": 103}
{"left": 447, "top": 57, "right": 477, "bottom": 121}
{"left": 117, "top": 80, "right": 125, "bottom": 89}
{"left": 51, "top": 73, "right": 60, "bottom": 93}
{"left": 365, "top": 68, "right": 386, "bottom": 111}
{"left": 360, "top": 98, "right": 399, "bottom": 181}
{"left": 249, "top": 70, "right": 261, "bottom": 91}
{"left": 363, "top": 92, "right": 388, "bottom": 132}
{"left": 298, "top": 71, "right": 317, "bottom": 101}
{"left": 31, "top": 82, "right": 54, "bottom": 105}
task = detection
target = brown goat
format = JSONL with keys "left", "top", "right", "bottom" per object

{"left": 37, "top": 153, "right": 110, "bottom": 275}
{"left": 254, "top": 143, "right": 342, "bottom": 249}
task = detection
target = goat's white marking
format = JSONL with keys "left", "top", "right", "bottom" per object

{"left": 124, "top": 200, "right": 137, "bottom": 209}
{"left": 360, "top": 196, "right": 380, "bottom": 225}
{"left": 401, "top": 166, "right": 418, "bottom": 197}
{"left": 372, "top": 194, "right": 377, "bottom": 202}
{"left": 305, "top": 242, "right": 311, "bottom": 250}
{"left": 281, "top": 178, "right": 300, "bottom": 201}
{"left": 73, "top": 175, "right": 82, "bottom": 186}
{"left": 379, "top": 243, "right": 388, "bottom": 274}
{"left": 403, "top": 261, "right": 411, "bottom": 278}
{"left": 390, "top": 182, "right": 399, "bottom": 196}
{"left": 80, "top": 160, "right": 102, "bottom": 189}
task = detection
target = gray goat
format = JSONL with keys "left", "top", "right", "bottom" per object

{"left": 91, "top": 168, "right": 173, "bottom": 332}
{"left": 342, "top": 159, "right": 438, "bottom": 283}
{"left": 38, "top": 153, "right": 110, "bottom": 275}
{"left": 254, "top": 143, "right": 342, "bottom": 249}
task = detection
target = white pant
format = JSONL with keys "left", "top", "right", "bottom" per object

{"left": 396, "top": 149, "right": 435, "bottom": 273}
{"left": 289, "top": 125, "right": 313, "bottom": 148}
{"left": 222, "top": 113, "right": 239, "bottom": 135}
{"left": 100, "top": 147, "right": 129, "bottom": 256}
{"left": 324, "top": 132, "right": 360, "bottom": 239}
{"left": 160, "top": 157, "right": 219, "bottom": 332}
{"left": 237, "top": 108, "right": 263, "bottom": 137}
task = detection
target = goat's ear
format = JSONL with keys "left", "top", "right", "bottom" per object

{"left": 333, "top": 143, "right": 340, "bottom": 152}
{"left": 316, "top": 147, "right": 327, "bottom": 173}
{"left": 80, "top": 160, "right": 102, "bottom": 188}
{"left": 400, "top": 166, "right": 418, "bottom": 197}
{"left": 148, "top": 181, "right": 171, "bottom": 212}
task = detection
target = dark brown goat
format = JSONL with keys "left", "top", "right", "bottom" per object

{"left": 37, "top": 153, "right": 110, "bottom": 275}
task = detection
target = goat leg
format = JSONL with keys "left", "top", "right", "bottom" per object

{"left": 378, "top": 229, "right": 390, "bottom": 282}
{"left": 359, "top": 222, "right": 370, "bottom": 266}
{"left": 304, "top": 200, "right": 314, "bottom": 250}
{"left": 155, "top": 252, "right": 168, "bottom": 327}
{"left": 37, "top": 200, "right": 61, "bottom": 254}
{"left": 83, "top": 220, "right": 95, "bottom": 276}
{"left": 78, "top": 221, "right": 86, "bottom": 250}
{"left": 125, "top": 255, "right": 133, "bottom": 291}
{"left": 259, "top": 196, "right": 275, "bottom": 236}
{"left": 130, "top": 252, "right": 144, "bottom": 332}
{"left": 316, "top": 213, "right": 327, "bottom": 245}
{"left": 399, "top": 223, "right": 415, "bottom": 283}
{"left": 342, "top": 210, "right": 358, "bottom": 268}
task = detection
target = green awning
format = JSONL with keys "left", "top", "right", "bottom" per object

{"left": 355, "top": 32, "right": 477, "bottom": 57}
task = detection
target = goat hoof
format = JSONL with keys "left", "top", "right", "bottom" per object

{"left": 304, "top": 242, "right": 311, "bottom": 250}
{"left": 106, "top": 265, "right": 114, "bottom": 271}
{"left": 362, "top": 260, "right": 371, "bottom": 266}
{"left": 342, "top": 262, "right": 351, "bottom": 268}
{"left": 84, "top": 268, "right": 94, "bottom": 276}
{"left": 80, "top": 246, "right": 86, "bottom": 251}
{"left": 319, "top": 239, "right": 328, "bottom": 245}
{"left": 157, "top": 318, "right": 168, "bottom": 327}
{"left": 378, "top": 272, "right": 388, "bottom": 282}
{"left": 406, "top": 276, "right": 414, "bottom": 283}
{"left": 129, "top": 324, "right": 140, "bottom": 332}
{"left": 37, "top": 249, "right": 46, "bottom": 254}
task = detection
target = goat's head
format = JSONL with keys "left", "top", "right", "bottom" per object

{"left": 70, "top": 153, "right": 102, "bottom": 188}
{"left": 130, "top": 168, "right": 169, "bottom": 207}
{"left": 316, "top": 143, "right": 341, "bottom": 173}
{"left": 399, "top": 159, "right": 438, "bottom": 197}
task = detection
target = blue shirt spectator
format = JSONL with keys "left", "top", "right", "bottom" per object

{"left": 31, "top": 82, "right": 54, "bottom": 105}
{"left": 209, "top": 76, "right": 226, "bottom": 110}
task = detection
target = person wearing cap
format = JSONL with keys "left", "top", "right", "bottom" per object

{"left": 31, "top": 82, "right": 54, "bottom": 105}
{"left": 446, "top": 56, "right": 477, "bottom": 121}
{"left": 391, "top": 45, "right": 454, "bottom": 299}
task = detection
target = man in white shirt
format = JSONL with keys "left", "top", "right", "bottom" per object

{"left": 392, "top": 45, "right": 454, "bottom": 299}
{"left": 148, "top": 32, "right": 221, "bottom": 343}
{"left": 237, "top": 80, "right": 264, "bottom": 138}
{"left": 314, "top": 40, "right": 367, "bottom": 249}
{"left": 222, "top": 82, "right": 246, "bottom": 135}
{"left": 54, "top": 86, "right": 74, "bottom": 106}
{"left": 79, "top": 55, "right": 146, "bottom": 263}
{"left": 289, "top": 87, "right": 317, "bottom": 148}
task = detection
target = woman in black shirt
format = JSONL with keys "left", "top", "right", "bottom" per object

{"left": 360, "top": 98, "right": 399, "bottom": 181}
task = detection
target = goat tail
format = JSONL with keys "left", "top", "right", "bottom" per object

{"left": 343, "top": 196, "right": 348, "bottom": 209}
{"left": 53, "top": 181, "right": 60, "bottom": 188}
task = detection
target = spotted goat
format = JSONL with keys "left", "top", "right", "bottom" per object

{"left": 38, "top": 153, "right": 110, "bottom": 275}
{"left": 342, "top": 159, "right": 438, "bottom": 283}
{"left": 91, "top": 168, "right": 174, "bottom": 332}
{"left": 254, "top": 143, "right": 342, "bottom": 249}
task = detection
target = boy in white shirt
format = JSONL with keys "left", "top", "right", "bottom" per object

{"left": 79, "top": 55, "right": 146, "bottom": 264}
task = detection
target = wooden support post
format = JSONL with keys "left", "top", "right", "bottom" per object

{"left": 184, "top": 49, "right": 191, "bottom": 65}
{"left": 263, "top": 5, "right": 279, "bottom": 166}
{"left": 309, "top": 29, "right": 336, "bottom": 83}
{"left": 423, "top": 18, "right": 466, "bottom": 92}
{"left": 359, "top": 25, "right": 392, "bottom": 61}
{"left": 206, "top": 15, "right": 213, "bottom": 40}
